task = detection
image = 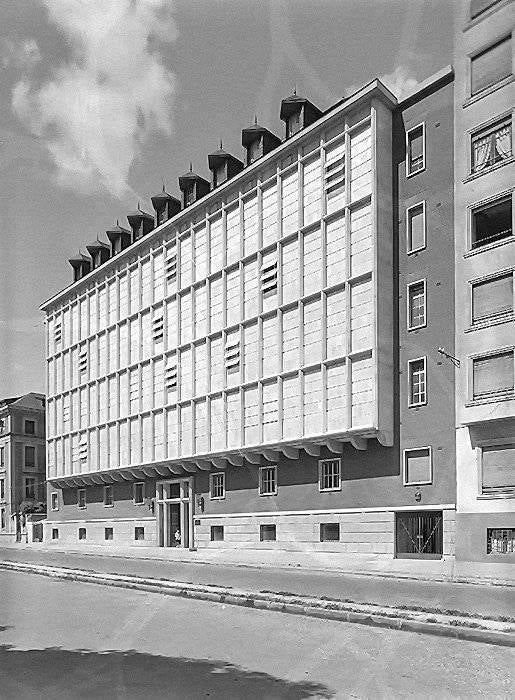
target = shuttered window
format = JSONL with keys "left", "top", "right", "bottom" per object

{"left": 472, "top": 274, "right": 513, "bottom": 323}
{"left": 210, "top": 275, "right": 223, "bottom": 333}
{"left": 210, "top": 336, "right": 224, "bottom": 392}
{"left": 244, "top": 385, "right": 259, "bottom": 444}
{"left": 303, "top": 154, "right": 321, "bottom": 225}
{"left": 262, "top": 180, "right": 278, "bottom": 246}
{"left": 226, "top": 268, "right": 240, "bottom": 327}
{"left": 180, "top": 233, "right": 192, "bottom": 288}
{"left": 281, "top": 238, "right": 299, "bottom": 304}
{"left": 243, "top": 259, "right": 258, "bottom": 319}
{"left": 210, "top": 216, "right": 223, "bottom": 273}
{"left": 325, "top": 215, "right": 345, "bottom": 287}
{"left": 244, "top": 322, "right": 259, "bottom": 382}
{"left": 482, "top": 444, "right": 515, "bottom": 494}
{"left": 404, "top": 447, "right": 432, "bottom": 485}
{"left": 226, "top": 205, "right": 240, "bottom": 266}
{"left": 473, "top": 351, "right": 514, "bottom": 399}
{"left": 471, "top": 36, "right": 512, "bottom": 95}
{"left": 194, "top": 223, "right": 207, "bottom": 282}
{"left": 281, "top": 169, "right": 298, "bottom": 236}
{"left": 324, "top": 139, "right": 345, "bottom": 214}
{"left": 194, "top": 284, "right": 208, "bottom": 338}
{"left": 243, "top": 193, "right": 258, "bottom": 255}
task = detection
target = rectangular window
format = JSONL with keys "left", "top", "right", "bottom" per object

{"left": 472, "top": 117, "right": 512, "bottom": 173}
{"left": 24, "top": 477, "right": 36, "bottom": 499}
{"left": 259, "top": 466, "right": 277, "bottom": 496}
{"left": 224, "top": 339, "right": 240, "bottom": 376}
{"left": 261, "top": 258, "right": 278, "bottom": 296}
{"left": 320, "top": 523, "right": 340, "bottom": 542}
{"left": 406, "top": 124, "right": 425, "bottom": 176}
{"left": 472, "top": 273, "right": 513, "bottom": 323}
{"left": 0, "top": 508, "right": 5, "bottom": 530}
{"left": 408, "top": 357, "right": 427, "bottom": 406}
{"left": 260, "top": 524, "right": 276, "bottom": 541}
{"left": 79, "top": 350, "right": 88, "bottom": 375}
{"left": 103, "top": 485, "right": 114, "bottom": 507}
{"left": 395, "top": 511, "right": 442, "bottom": 559}
{"left": 481, "top": 444, "right": 515, "bottom": 495}
{"left": 105, "top": 527, "right": 114, "bottom": 541}
{"left": 78, "top": 527, "right": 87, "bottom": 540}
{"left": 135, "top": 526, "right": 145, "bottom": 540}
{"left": 50, "top": 492, "right": 59, "bottom": 511}
{"left": 471, "top": 36, "right": 512, "bottom": 95}
{"left": 471, "top": 195, "right": 512, "bottom": 249}
{"left": 324, "top": 139, "right": 345, "bottom": 214}
{"left": 319, "top": 459, "right": 341, "bottom": 491}
{"left": 0, "top": 478, "right": 4, "bottom": 501}
{"left": 24, "top": 445, "right": 36, "bottom": 467}
{"left": 473, "top": 350, "right": 514, "bottom": 399}
{"left": 210, "top": 472, "right": 225, "bottom": 500}
{"left": 133, "top": 482, "right": 145, "bottom": 504}
{"left": 24, "top": 420, "right": 35, "bottom": 435}
{"left": 78, "top": 488, "right": 86, "bottom": 509}
{"left": 404, "top": 447, "right": 432, "bottom": 485}
{"left": 152, "top": 314, "right": 164, "bottom": 344}
{"left": 407, "top": 280, "right": 426, "bottom": 329}
{"left": 211, "top": 525, "right": 224, "bottom": 541}
{"left": 407, "top": 202, "right": 426, "bottom": 253}
{"left": 52, "top": 528, "right": 59, "bottom": 540}
{"left": 487, "top": 528, "right": 515, "bottom": 554}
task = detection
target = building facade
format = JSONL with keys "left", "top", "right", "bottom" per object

{"left": 0, "top": 393, "right": 46, "bottom": 541}
{"left": 454, "top": 0, "right": 515, "bottom": 574}
{"left": 41, "top": 73, "right": 456, "bottom": 571}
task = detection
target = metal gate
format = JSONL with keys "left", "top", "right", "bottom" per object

{"left": 395, "top": 511, "right": 443, "bottom": 559}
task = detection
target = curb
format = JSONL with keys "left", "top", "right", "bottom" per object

{"left": 2, "top": 559, "right": 514, "bottom": 647}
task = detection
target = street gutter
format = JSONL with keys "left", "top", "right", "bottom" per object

{"left": 1, "top": 559, "right": 514, "bottom": 647}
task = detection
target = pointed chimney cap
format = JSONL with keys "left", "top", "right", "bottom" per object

{"left": 207, "top": 146, "right": 243, "bottom": 171}
{"left": 178, "top": 169, "right": 209, "bottom": 190}
{"left": 150, "top": 186, "right": 177, "bottom": 204}
{"left": 127, "top": 206, "right": 153, "bottom": 223}
{"left": 242, "top": 121, "right": 280, "bottom": 148}
{"left": 280, "top": 93, "right": 322, "bottom": 121}
{"left": 85, "top": 238, "right": 110, "bottom": 256}
{"left": 68, "top": 251, "right": 91, "bottom": 266}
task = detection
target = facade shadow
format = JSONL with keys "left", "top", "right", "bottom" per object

{"left": 0, "top": 644, "right": 333, "bottom": 699}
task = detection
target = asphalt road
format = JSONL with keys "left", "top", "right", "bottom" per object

{"left": 0, "top": 546, "right": 513, "bottom": 620}
{"left": 0, "top": 570, "right": 513, "bottom": 699}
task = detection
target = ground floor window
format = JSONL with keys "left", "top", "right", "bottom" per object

{"left": 135, "top": 527, "right": 145, "bottom": 540}
{"left": 487, "top": 528, "right": 515, "bottom": 554}
{"left": 50, "top": 492, "right": 59, "bottom": 511}
{"left": 395, "top": 511, "right": 442, "bottom": 559}
{"left": 77, "top": 488, "right": 86, "bottom": 509}
{"left": 105, "top": 527, "right": 114, "bottom": 541}
{"left": 133, "top": 482, "right": 144, "bottom": 505}
{"left": 52, "top": 528, "right": 58, "bottom": 540}
{"left": 260, "top": 524, "right": 276, "bottom": 541}
{"left": 259, "top": 466, "right": 277, "bottom": 496}
{"left": 78, "top": 527, "right": 86, "bottom": 540}
{"left": 211, "top": 525, "right": 224, "bottom": 541}
{"left": 320, "top": 523, "right": 340, "bottom": 542}
{"left": 480, "top": 444, "right": 515, "bottom": 496}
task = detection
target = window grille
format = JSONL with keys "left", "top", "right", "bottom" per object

{"left": 165, "top": 248, "right": 177, "bottom": 281}
{"left": 224, "top": 340, "right": 240, "bottom": 374}
{"left": 152, "top": 314, "right": 164, "bottom": 343}
{"left": 487, "top": 528, "right": 515, "bottom": 554}
{"left": 319, "top": 459, "right": 341, "bottom": 491}
{"left": 472, "top": 118, "right": 512, "bottom": 173}
{"left": 259, "top": 466, "right": 277, "bottom": 495}
{"left": 165, "top": 361, "right": 178, "bottom": 391}
{"left": 54, "top": 322, "right": 62, "bottom": 345}
{"left": 78, "top": 440, "right": 88, "bottom": 462}
{"left": 261, "top": 259, "right": 278, "bottom": 295}
{"left": 210, "top": 472, "right": 225, "bottom": 499}
{"left": 395, "top": 511, "right": 442, "bottom": 559}
{"left": 324, "top": 146, "right": 345, "bottom": 205}
{"left": 79, "top": 350, "right": 88, "bottom": 375}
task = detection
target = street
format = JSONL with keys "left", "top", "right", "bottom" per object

{"left": 0, "top": 570, "right": 513, "bottom": 699}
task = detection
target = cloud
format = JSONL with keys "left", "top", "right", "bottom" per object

{"left": 379, "top": 65, "right": 419, "bottom": 100}
{"left": 1, "top": 38, "right": 41, "bottom": 70}
{"left": 11, "top": 0, "right": 177, "bottom": 199}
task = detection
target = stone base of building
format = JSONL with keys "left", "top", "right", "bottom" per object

{"left": 43, "top": 517, "right": 156, "bottom": 547}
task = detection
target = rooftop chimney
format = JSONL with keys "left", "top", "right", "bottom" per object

{"left": 127, "top": 206, "right": 154, "bottom": 242}
{"left": 178, "top": 167, "right": 210, "bottom": 208}
{"left": 85, "top": 239, "right": 111, "bottom": 269}
{"left": 208, "top": 145, "right": 244, "bottom": 188}
{"left": 151, "top": 186, "right": 181, "bottom": 226}
{"left": 106, "top": 221, "right": 132, "bottom": 256}
{"left": 241, "top": 119, "right": 281, "bottom": 165}
{"left": 280, "top": 92, "right": 322, "bottom": 139}
{"left": 69, "top": 252, "right": 91, "bottom": 282}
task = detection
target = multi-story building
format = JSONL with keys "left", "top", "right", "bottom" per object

{"left": 41, "top": 69, "right": 456, "bottom": 573}
{"left": 454, "top": 0, "right": 515, "bottom": 576}
{"left": 0, "top": 393, "right": 46, "bottom": 541}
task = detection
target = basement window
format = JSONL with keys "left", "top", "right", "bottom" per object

{"left": 105, "top": 527, "right": 114, "bottom": 541}
{"left": 260, "top": 524, "right": 276, "bottom": 541}
{"left": 487, "top": 528, "right": 515, "bottom": 554}
{"left": 210, "top": 525, "right": 224, "bottom": 541}
{"left": 135, "top": 527, "right": 145, "bottom": 540}
{"left": 52, "top": 528, "right": 59, "bottom": 540}
{"left": 320, "top": 523, "right": 340, "bottom": 542}
{"left": 78, "top": 528, "right": 86, "bottom": 540}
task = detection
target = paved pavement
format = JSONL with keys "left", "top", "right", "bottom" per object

{"left": 1, "top": 546, "right": 513, "bottom": 621}
{"left": 1, "top": 569, "right": 513, "bottom": 699}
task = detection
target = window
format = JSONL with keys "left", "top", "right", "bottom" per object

{"left": 287, "top": 111, "right": 301, "bottom": 138}
{"left": 0, "top": 446, "right": 3, "bottom": 465}
{"left": 54, "top": 322, "right": 62, "bottom": 345}
{"left": 404, "top": 447, "right": 432, "bottom": 485}
{"left": 472, "top": 273, "right": 513, "bottom": 323}
{"left": 471, "top": 195, "right": 512, "bottom": 249}
{"left": 471, "top": 36, "right": 512, "bottom": 96}
{"left": 260, "top": 524, "right": 276, "bottom": 541}
{"left": 473, "top": 350, "right": 514, "bottom": 400}
{"left": 152, "top": 315, "right": 164, "bottom": 344}
{"left": 79, "top": 350, "right": 88, "bottom": 375}
{"left": 78, "top": 488, "right": 86, "bottom": 509}
{"left": 50, "top": 492, "right": 59, "bottom": 511}
{"left": 24, "top": 420, "right": 35, "bottom": 435}
{"left": 395, "top": 511, "right": 442, "bottom": 559}
{"left": 224, "top": 340, "right": 240, "bottom": 376}
{"left": 0, "top": 508, "right": 5, "bottom": 530}
{"left": 103, "top": 485, "right": 114, "bottom": 507}
{"left": 210, "top": 472, "right": 225, "bottom": 500}
{"left": 487, "top": 528, "right": 515, "bottom": 554}
{"left": 78, "top": 528, "right": 87, "bottom": 540}
{"left": 211, "top": 525, "right": 224, "bottom": 541}
{"left": 135, "top": 526, "right": 145, "bottom": 540}
{"left": 406, "top": 124, "right": 425, "bottom": 176}
{"left": 133, "top": 482, "right": 145, "bottom": 505}
{"left": 259, "top": 466, "right": 277, "bottom": 496}
{"left": 319, "top": 459, "right": 341, "bottom": 491}
{"left": 481, "top": 444, "right": 515, "bottom": 495}
{"left": 471, "top": 117, "right": 512, "bottom": 173}
{"left": 407, "top": 280, "right": 426, "bottom": 329}
{"left": 470, "top": 0, "right": 502, "bottom": 19}
{"left": 320, "top": 523, "right": 340, "bottom": 542}
{"left": 24, "top": 477, "right": 36, "bottom": 500}
{"left": 0, "top": 478, "right": 4, "bottom": 501}
{"left": 165, "top": 249, "right": 177, "bottom": 281}
{"left": 105, "top": 527, "right": 114, "bottom": 541}
{"left": 248, "top": 139, "right": 261, "bottom": 164}
{"left": 261, "top": 259, "right": 278, "bottom": 296}
{"left": 406, "top": 202, "right": 426, "bottom": 253}
{"left": 184, "top": 186, "right": 195, "bottom": 206}
{"left": 52, "top": 528, "right": 59, "bottom": 540}
{"left": 408, "top": 357, "right": 427, "bottom": 406}
{"left": 24, "top": 446, "right": 35, "bottom": 467}
{"left": 214, "top": 164, "right": 226, "bottom": 186}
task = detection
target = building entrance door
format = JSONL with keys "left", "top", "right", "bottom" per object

{"left": 156, "top": 478, "right": 193, "bottom": 548}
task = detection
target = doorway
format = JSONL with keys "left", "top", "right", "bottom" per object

{"left": 156, "top": 478, "right": 193, "bottom": 548}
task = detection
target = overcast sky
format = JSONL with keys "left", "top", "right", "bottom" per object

{"left": 0, "top": 0, "right": 454, "bottom": 397}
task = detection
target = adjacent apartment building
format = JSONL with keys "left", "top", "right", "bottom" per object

{"left": 454, "top": 0, "right": 515, "bottom": 576}
{"left": 0, "top": 393, "right": 46, "bottom": 541}
{"left": 41, "top": 68, "right": 457, "bottom": 573}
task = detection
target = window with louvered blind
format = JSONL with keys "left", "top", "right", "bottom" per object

{"left": 481, "top": 444, "right": 515, "bottom": 494}
{"left": 472, "top": 350, "right": 514, "bottom": 399}
{"left": 472, "top": 273, "right": 513, "bottom": 323}
{"left": 471, "top": 36, "right": 512, "bottom": 96}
